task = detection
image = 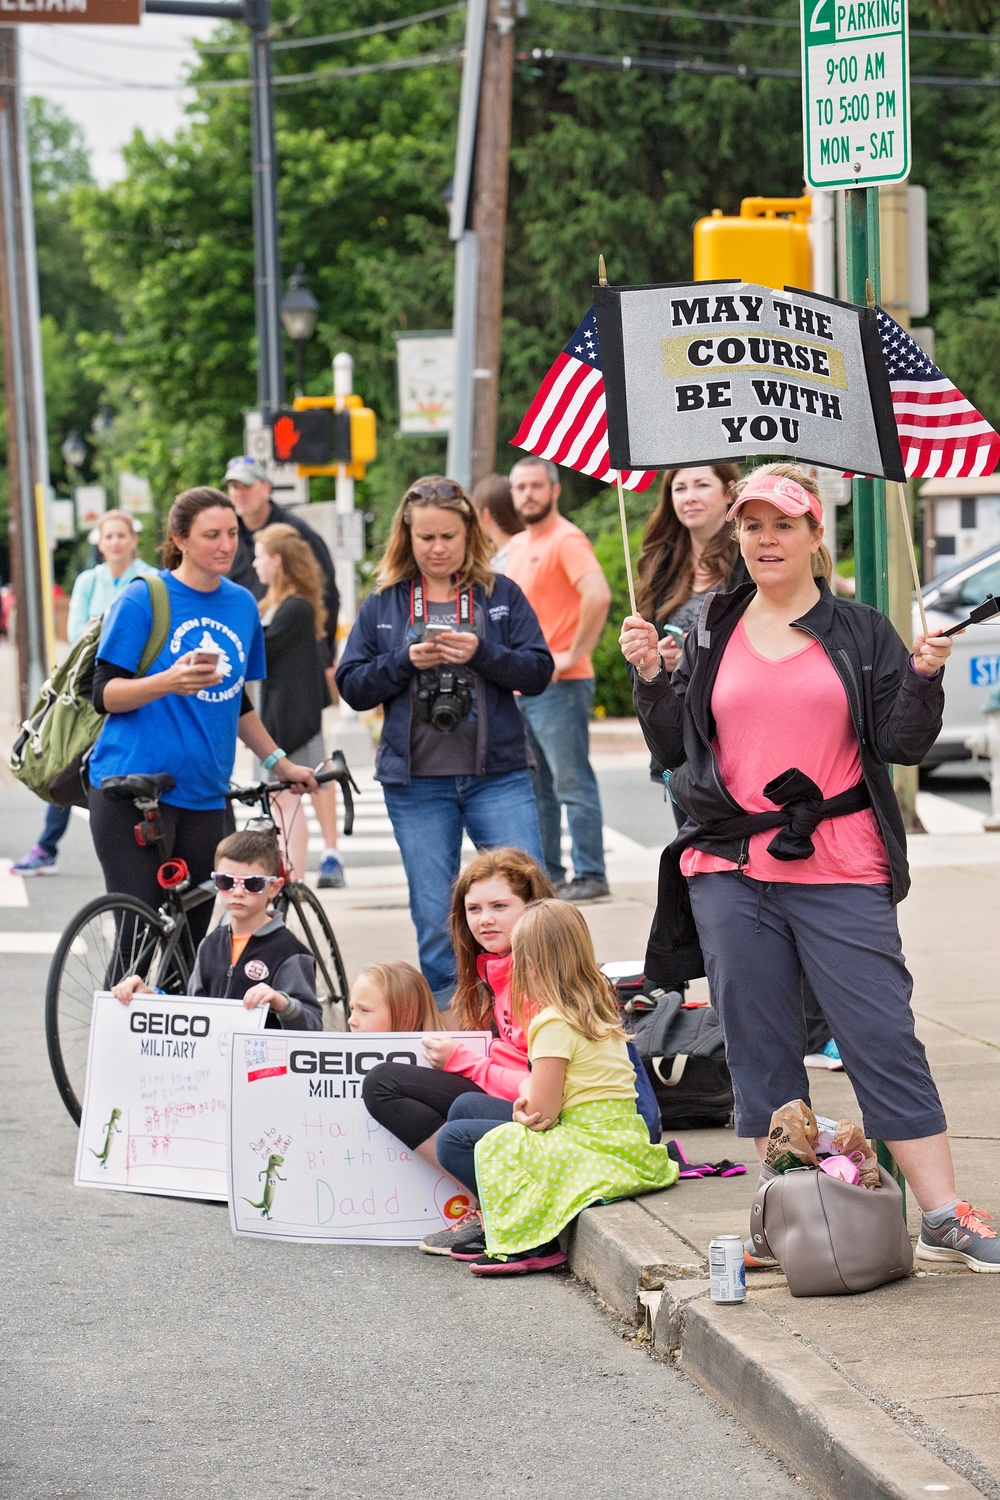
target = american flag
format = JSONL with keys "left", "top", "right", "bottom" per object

{"left": 245, "top": 1037, "right": 287, "bottom": 1083}
{"left": 878, "top": 307, "right": 1000, "bottom": 479}
{"left": 511, "top": 309, "right": 657, "bottom": 492}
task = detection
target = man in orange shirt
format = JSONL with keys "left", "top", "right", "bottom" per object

{"left": 506, "top": 458, "right": 612, "bottom": 902}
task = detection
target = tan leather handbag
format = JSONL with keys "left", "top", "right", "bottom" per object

{"left": 750, "top": 1166, "right": 913, "bottom": 1297}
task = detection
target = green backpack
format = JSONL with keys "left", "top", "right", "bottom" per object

{"left": 10, "top": 574, "right": 171, "bottom": 808}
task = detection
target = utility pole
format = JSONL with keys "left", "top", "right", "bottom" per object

{"left": 146, "top": 0, "right": 283, "bottom": 420}
{"left": 446, "top": 0, "right": 488, "bottom": 490}
{"left": 468, "top": 0, "right": 515, "bottom": 485}
{"left": 0, "top": 28, "right": 49, "bottom": 717}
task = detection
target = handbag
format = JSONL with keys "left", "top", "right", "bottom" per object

{"left": 749, "top": 1165, "right": 913, "bottom": 1297}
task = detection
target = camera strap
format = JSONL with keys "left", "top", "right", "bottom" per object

{"left": 411, "top": 576, "right": 474, "bottom": 628}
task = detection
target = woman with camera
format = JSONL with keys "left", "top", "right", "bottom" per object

{"left": 336, "top": 476, "right": 552, "bottom": 1004}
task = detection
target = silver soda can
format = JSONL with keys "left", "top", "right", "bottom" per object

{"left": 709, "top": 1234, "right": 746, "bottom": 1303}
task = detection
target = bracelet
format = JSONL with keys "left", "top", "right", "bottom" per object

{"left": 262, "top": 748, "right": 286, "bottom": 773}
{"left": 636, "top": 658, "right": 662, "bottom": 683}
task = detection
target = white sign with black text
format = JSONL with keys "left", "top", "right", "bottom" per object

{"left": 228, "top": 1031, "right": 491, "bottom": 1246}
{"left": 75, "top": 992, "right": 267, "bottom": 1202}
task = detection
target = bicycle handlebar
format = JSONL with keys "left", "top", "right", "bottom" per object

{"left": 226, "top": 754, "right": 361, "bottom": 836}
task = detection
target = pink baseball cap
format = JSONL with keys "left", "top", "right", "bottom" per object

{"left": 726, "top": 472, "right": 823, "bottom": 526}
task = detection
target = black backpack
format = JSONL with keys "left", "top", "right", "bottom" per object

{"left": 616, "top": 977, "right": 733, "bottom": 1131}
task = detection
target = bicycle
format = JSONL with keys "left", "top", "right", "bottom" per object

{"left": 45, "top": 751, "right": 360, "bottom": 1124}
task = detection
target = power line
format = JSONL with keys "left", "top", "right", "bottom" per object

{"left": 520, "top": 43, "right": 1000, "bottom": 87}
{"left": 14, "top": 46, "right": 461, "bottom": 92}
{"left": 543, "top": 0, "right": 1000, "bottom": 43}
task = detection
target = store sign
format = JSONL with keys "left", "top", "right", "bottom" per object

{"left": 801, "top": 0, "right": 910, "bottom": 189}
{"left": 394, "top": 332, "right": 455, "bottom": 435}
{"left": 0, "top": 0, "right": 141, "bottom": 22}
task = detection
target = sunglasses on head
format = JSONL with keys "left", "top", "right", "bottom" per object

{"left": 211, "top": 872, "right": 279, "bottom": 894}
{"left": 404, "top": 480, "right": 467, "bottom": 506}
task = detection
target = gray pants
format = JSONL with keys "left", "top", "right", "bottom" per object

{"left": 687, "top": 872, "right": 947, "bottom": 1141}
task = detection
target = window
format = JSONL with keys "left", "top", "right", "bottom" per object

{"left": 935, "top": 535, "right": 956, "bottom": 556}
{"left": 961, "top": 498, "right": 978, "bottom": 530}
{"left": 961, "top": 558, "right": 1000, "bottom": 606}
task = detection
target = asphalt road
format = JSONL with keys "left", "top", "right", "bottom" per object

{"left": 0, "top": 785, "right": 810, "bottom": 1500}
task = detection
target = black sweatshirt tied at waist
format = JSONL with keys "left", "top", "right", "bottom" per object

{"left": 687, "top": 768, "right": 871, "bottom": 863}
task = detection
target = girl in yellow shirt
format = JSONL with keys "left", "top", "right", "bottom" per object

{"left": 466, "top": 899, "right": 678, "bottom": 1276}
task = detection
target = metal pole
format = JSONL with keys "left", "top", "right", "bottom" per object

{"left": 247, "top": 0, "right": 283, "bottom": 422}
{"left": 446, "top": 0, "right": 488, "bottom": 486}
{"left": 333, "top": 352, "right": 356, "bottom": 717}
{"left": 844, "top": 183, "right": 904, "bottom": 1209}
{"left": 845, "top": 187, "right": 888, "bottom": 616}
{"left": 447, "top": 230, "right": 478, "bottom": 489}
{"left": 0, "top": 39, "right": 45, "bottom": 713}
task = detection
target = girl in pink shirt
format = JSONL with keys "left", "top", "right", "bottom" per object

{"left": 361, "top": 849, "right": 553, "bottom": 1250}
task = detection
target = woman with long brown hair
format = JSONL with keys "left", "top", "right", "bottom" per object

{"left": 252, "top": 522, "right": 338, "bottom": 882}
{"left": 87, "top": 488, "right": 317, "bottom": 948}
{"left": 336, "top": 476, "right": 553, "bottom": 1002}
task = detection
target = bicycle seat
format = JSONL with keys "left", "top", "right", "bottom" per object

{"left": 101, "top": 772, "right": 176, "bottom": 802}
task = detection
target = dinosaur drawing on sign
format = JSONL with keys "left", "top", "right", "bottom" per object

{"left": 90, "top": 1107, "right": 122, "bottom": 1168}
{"left": 242, "top": 1153, "right": 285, "bottom": 1218}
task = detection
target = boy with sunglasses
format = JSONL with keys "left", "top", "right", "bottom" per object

{"left": 112, "top": 830, "right": 321, "bottom": 1029}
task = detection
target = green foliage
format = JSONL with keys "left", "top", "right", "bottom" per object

{"left": 42, "top": 0, "right": 1000, "bottom": 602}
{"left": 590, "top": 522, "right": 645, "bottom": 717}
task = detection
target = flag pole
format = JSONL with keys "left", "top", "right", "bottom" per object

{"left": 896, "top": 481, "right": 929, "bottom": 640}
{"left": 599, "top": 254, "right": 639, "bottom": 617}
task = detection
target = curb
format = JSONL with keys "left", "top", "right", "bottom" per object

{"left": 566, "top": 1199, "right": 987, "bottom": 1500}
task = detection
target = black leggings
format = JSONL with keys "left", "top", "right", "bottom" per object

{"left": 361, "top": 1062, "right": 486, "bottom": 1150}
{"left": 88, "top": 787, "right": 226, "bottom": 951}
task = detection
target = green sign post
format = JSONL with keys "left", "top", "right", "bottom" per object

{"left": 802, "top": 0, "right": 911, "bottom": 1208}
{"left": 801, "top": 0, "right": 910, "bottom": 191}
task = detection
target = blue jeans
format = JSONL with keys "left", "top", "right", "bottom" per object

{"left": 518, "top": 678, "right": 605, "bottom": 885}
{"left": 382, "top": 770, "right": 544, "bottom": 1001}
{"left": 436, "top": 1094, "right": 514, "bottom": 1196}
{"left": 38, "top": 802, "right": 71, "bottom": 859}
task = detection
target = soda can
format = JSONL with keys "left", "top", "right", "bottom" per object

{"left": 709, "top": 1233, "right": 746, "bottom": 1303}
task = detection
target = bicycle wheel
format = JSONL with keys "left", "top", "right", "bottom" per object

{"left": 45, "top": 892, "right": 179, "bottom": 1125}
{"left": 280, "top": 882, "right": 350, "bottom": 1030}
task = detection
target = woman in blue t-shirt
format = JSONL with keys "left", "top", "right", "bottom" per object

{"left": 88, "top": 487, "right": 318, "bottom": 946}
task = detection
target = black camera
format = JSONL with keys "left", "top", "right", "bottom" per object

{"left": 415, "top": 667, "right": 472, "bottom": 733}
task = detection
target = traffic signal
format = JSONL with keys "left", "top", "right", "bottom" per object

{"left": 271, "top": 408, "right": 334, "bottom": 467}
{"left": 291, "top": 394, "right": 377, "bottom": 479}
{"left": 693, "top": 196, "right": 812, "bottom": 291}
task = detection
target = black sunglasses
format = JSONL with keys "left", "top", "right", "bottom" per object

{"left": 404, "top": 481, "right": 468, "bottom": 505}
{"left": 211, "top": 872, "right": 279, "bottom": 894}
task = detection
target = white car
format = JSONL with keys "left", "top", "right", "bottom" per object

{"left": 918, "top": 545, "right": 1000, "bottom": 766}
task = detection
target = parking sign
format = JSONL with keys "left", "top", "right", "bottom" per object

{"left": 801, "top": 0, "right": 910, "bottom": 190}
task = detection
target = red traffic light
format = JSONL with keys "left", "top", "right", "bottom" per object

{"left": 271, "top": 408, "right": 333, "bottom": 466}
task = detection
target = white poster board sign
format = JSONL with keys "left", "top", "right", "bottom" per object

{"left": 75, "top": 992, "right": 266, "bottom": 1201}
{"left": 394, "top": 331, "right": 455, "bottom": 434}
{"left": 228, "top": 1031, "right": 490, "bottom": 1246}
{"left": 74, "top": 484, "right": 106, "bottom": 528}
{"left": 118, "top": 470, "right": 153, "bottom": 515}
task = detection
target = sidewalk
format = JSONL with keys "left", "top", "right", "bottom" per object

{"left": 310, "top": 719, "right": 1000, "bottom": 1500}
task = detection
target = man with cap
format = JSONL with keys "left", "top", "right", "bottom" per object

{"left": 224, "top": 455, "right": 345, "bottom": 887}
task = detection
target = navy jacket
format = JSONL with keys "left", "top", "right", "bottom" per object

{"left": 335, "top": 575, "right": 553, "bottom": 785}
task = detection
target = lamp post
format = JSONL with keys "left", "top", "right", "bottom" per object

{"left": 61, "top": 429, "right": 87, "bottom": 475}
{"left": 280, "top": 264, "right": 319, "bottom": 397}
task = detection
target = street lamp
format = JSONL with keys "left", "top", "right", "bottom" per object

{"left": 280, "top": 264, "right": 319, "bottom": 397}
{"left": 61, "top": 429, "right": 87, "bottom": 474}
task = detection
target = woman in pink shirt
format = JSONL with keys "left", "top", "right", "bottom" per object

{"left": 620, "top": 464, "right": 1000, "bottom": 1274}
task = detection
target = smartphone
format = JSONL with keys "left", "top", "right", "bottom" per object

{"left": 192, "top": 649, "right": 221, "bottom": 667}
{"left": 423, "top": 622, "right": 456, "bottom": 638}
{"left": 661, "top": 625, "right": 685, "bottom": 646}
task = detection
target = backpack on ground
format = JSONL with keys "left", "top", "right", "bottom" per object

{"left": 10, "top": 575, "right": 170, "bottom": 808}
{"left": 615, "top": 976, "right": 734, "bottom": 1131}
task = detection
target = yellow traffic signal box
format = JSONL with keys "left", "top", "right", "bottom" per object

{"left": 291, "top": 394, "right": 377, "bottom": 479}
{"left": 693, "top": 196, "right": 812, "bottom": 291}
